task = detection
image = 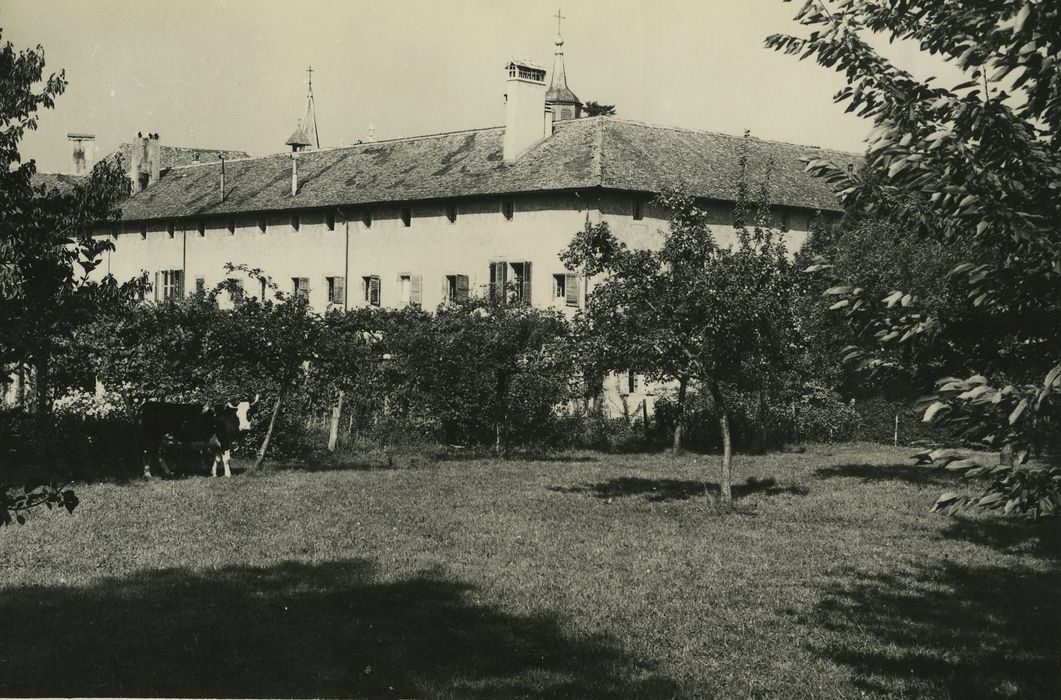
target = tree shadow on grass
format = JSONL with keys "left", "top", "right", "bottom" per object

{"left": 549, "top": 476, "right": 807, "bottom": 502}
{"left": 797, "top": 559, "right": 1061, "bottom": 698}
{"left": 0, "top": 559, "right": 678, "bottom": 699}
{"left": 814, "top": 462, "right": 956, "bottom": 486}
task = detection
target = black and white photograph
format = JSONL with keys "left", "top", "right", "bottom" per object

{"left": 1, "top": 0, "right": 1058, "bottom": 697}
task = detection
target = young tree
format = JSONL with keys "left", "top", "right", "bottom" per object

{"left": 583, "top": 101, "right": 617, "bottom": 117}
{"left": 768, "top": 0, "right": 1061, "bottom": 516}
{"left": 0, "top": 31, "right": 132, "bottom": 413}
{"left": 563, "top": 170, "right": 795, "bottom": 504}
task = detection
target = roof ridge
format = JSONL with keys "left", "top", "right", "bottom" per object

{"left": 598, "top": 116, "right": 860, "bottom": 157}
{"left": 168, "top": 124, "right": 511, "bottom": 171}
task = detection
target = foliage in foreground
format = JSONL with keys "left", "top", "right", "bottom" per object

{"left": 769, "top": 0, "right": 1061, "bottom": 516}
{"left": 562, "top": 158, "right": 797, "bottom": 503}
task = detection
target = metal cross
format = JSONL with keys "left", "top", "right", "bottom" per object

{"left": 307, "top": 65, "right": 314, "bottom": 89}
{"left": 554, "top": 9, "right": 565, "bottom": 35}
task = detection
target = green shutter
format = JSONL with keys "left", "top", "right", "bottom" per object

{"left": 456, "top": 274, "right": 469, "bottom": 302}
{"left": 154, "top": 271, "right": 160, "bottom": 301}
{"left": 490, "top": 262, "right": 507, "bottom": 300}
{"left": 335, "top": 276, "right": 345, "bottom": 305}
{"left": 565, "top": 273, "right": 578, "bottom": 307}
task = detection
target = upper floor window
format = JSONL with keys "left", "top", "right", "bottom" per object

{"left": 167, "top": 222, "right": 175, "bottom": 238}
{"left": 197, "top": 220, "right": 206, "bottom": 237}
{"left": 326, "top": 276, "right": 345, "bottom": 306}
{"left": 258, "top": 216, "right": 267, "bottom": 233}
{"left": 326, "top": 209, "right": 336, "bottom": 231}
{"left": 160, "top": 269, "right": 184, "bottom": 301}
{"left": 490, "top": 260, "right": 531, "bottom": 303}
{"left": 445, "top": 274, "right": 469, "bottom": 303}
{"left": 501, "top": 200, "right": 514, "bottom": 221}
{"left": 361, "top": 209, "right": 373, "bottom": 228}
{"left": 633, "top": 200, "right": 644, "bottom": 221}
{"left": 400, "top": 207, "right": 412, "bottom": 227}
{"left": 139, "top": 223, "right": 147, "bottom": 240}
{"left": 398, "top": 274, "right": 422, "bottom": 306}
{"left": 553, "top": 273, "right": 580, "bottom": 307}
{"left": 291, "top": 214, "right": 300, "bottom": 232}
{"left": 227, "top": 219, "right": 235, "bottom": 235}
{"left": 446, "top": 204, "right": 458, "bottom": 224}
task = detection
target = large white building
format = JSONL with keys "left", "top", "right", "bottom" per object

{"left": 95, "top": 54, "right": 851, "bottom": 313}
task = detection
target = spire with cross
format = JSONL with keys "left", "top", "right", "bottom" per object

{"left": 303, "top": 65, "right": 320, "bottom": 148}
{"left": 546, "top": 9, "right": 581, "bottom": 120}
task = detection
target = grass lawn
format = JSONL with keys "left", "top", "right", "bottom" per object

{"left": 1, "top": 443, "right": 1058, "bottom": 698}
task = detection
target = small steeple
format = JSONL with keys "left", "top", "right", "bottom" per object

{"left": 546, "top": 9, "right": 582, "bottom": 121}
{"left": 303, "top": 65, "right": 320, "bottom": 148}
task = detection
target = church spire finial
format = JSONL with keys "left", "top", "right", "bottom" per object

{"left": 547, "top": 9, "right": 581, "bottom": 120}
{"left": 303, "top": 65, "right": 320, "bottom": 149}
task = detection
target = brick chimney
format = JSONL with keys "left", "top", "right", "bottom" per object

{"left": 130, "top": 132, "right": 162, "bottom": 192}
{"left": 503, "top": 60, "right": 552, "bottom": 163}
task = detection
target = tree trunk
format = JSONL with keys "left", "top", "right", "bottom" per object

{"left": 254, "top": 386, "right": 286, "bottom": 470}
{"left": 755, "top": 386, "right": 768, "bottom": 454}
{"left": 672, "top": 375, "right": 689, "bottom": 453}
{"left": 327, "top": 390, "right": 344, "bottom": 452}
{"left": 34, "top": 353, "right": 50, "bottom": 414}
{"left": 710, "top": 381, "right": 733, "bottom": 506}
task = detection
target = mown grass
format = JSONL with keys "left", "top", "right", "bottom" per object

{"left": 1, "top": 444, "right": 1058, "bottom": 698}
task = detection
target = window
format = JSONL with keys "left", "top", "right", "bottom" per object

{"left": 400, "top": 207, "right": 411, "bottom": 227}
{"left": 292, "top": 277, "right": 310, "bottom": 300}
{"left": 326, "top": 209, "right": 336, "bottom": 231}
{"left": 195, "top": 277, "right": 205, "bottom": 294}
{"left": 501, "top": 200, "right": 514, "bottom": 220}
{"left": 140, "top": 223, "right": 147, "bottom": 240}
{"left": 326, "top": 276, "right": 345, "bottom": 306}
{"left": 291, "top": 214, "right": 300, "bottom": 232}
{"left": 628, "top": 370, "right": 639, "bottom": 395}
{"left": 111, "top": 224, "right": 119, "bottom": 240}
{"left": 553, "top": 273, "right": 580, "bottom": 307}
{"left": 361, "top": 209, "right": 373, "bottom": 228}
{"left": 160, "top": 269, "right": 184, "bottom": 301}
{"left": 398, "top": 274, "right": 422, "bottom": 306}
{"left": 138, "top": 173, "right": 150, "bottom": 191}
{"left": 490, "top": 261, "right": 531, "bottom": 303}
{"left": 227, "top": 219, "right": 235, "bottom": 235}
{"left": 446, "top": 204, "right": 458, "bottom": 224}
{"left": 258, "top": 216, "right": 267, "bottom": 233}
{"left": 227, "top": 278, "right": 244, "bottom": 302}
{"left": 197, "top": 219, "right": 206, "bottom": 237}
{"left": 362, "top": 275, "right": 381, "bottom": 306}
{"left": 259, "top": 278, "right": 268, "bottom": 300}
{"left": 445, "top": 274, "right": 469, "bottom": 302}
{"left": 633, "top": 200, "right": 644, "bottom": 221}
{"left": 167, "top": 222, "right": 175, "bottom": 238}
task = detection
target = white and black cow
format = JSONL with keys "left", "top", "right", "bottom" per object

{"left": 139, "top": 396, "right": 258, "bottom": 478}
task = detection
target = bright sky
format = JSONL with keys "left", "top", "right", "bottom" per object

{"left": 5, "top": 0, "right": 940, "bottom": 174}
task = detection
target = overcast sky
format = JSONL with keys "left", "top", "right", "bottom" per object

{"left": 5, "top": 0, "right": 948, "bottom": 174}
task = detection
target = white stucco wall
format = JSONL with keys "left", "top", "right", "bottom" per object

{"left": 96, "top": 190, "right": 821, "bottom": 315}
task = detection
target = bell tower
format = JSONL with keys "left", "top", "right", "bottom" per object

{"left": 545, "top": 9, "right": 582, "bottom": 121}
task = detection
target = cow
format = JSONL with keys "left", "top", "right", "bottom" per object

{"left": 139, "top": 395, "right": 259, "bottom": 478}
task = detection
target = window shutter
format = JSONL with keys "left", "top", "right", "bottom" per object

{"left": 154, "top": 271, "right": 159, "bottom": 301}
{"left": 490, "top": 262, "right": 507, "bottom": 300}
{"left": 176, "top": 270, "right": 185, "bottom": 298}
{"left": 456, "top": 274, "right": 469, "bottom": 302}
{"left": 410, "top": 274, "right": 422, "bottom": 305}
{"left": 299, "top": 277, "right": 310, "bottom": 299}
{"left": 334, "top": 276, "right": 345, "bottom": 305}
{"left": 369, "top": 276, "right": 381, "bottom": 306}
{"left": 522, "top": 261, "right": 532, "bottom": 303}
{"left": 565, "top": 273, "right": 579, "bottom": 307}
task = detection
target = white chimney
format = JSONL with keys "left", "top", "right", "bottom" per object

{"left": 291, "top": 151, "right": 299, "bottom": 196}
{"left": 68, "top": 133, "right": 96, "bottom": 175}
{"left": 503, "top": 59, "right": 550, "bottom": 163}
{"left": 131, "top": 132, "right": 162, "bottom": 192}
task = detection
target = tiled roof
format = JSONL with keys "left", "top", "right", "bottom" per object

{"left": 104, "top": 143, "right": 251, "bottom": 171}
{"left": 119, "top": 117, "right": 857, "bottom": 222}
{"left": 30, "top": 172, "right": 86, "bottom": 195}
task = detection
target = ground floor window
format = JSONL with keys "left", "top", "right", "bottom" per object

{"left": 159, "top": 269, "right": 184, "bottom": 301}
{"left": 553, "top": 273, "right": 579, "bottom": 307}
{"left": 445, "top": 274, "right": 469, "bottom": 302}
{"left": 363, "top": 275, "right": 381, "bottom": 306}
{"left": 326, "top": 276, "right": 345, "bottom": 306}
{"left": 292, "top": 277, "right": 310, "bottom": 300}
{"left": 490, "top": 261, "right": 531, "bottom": 303}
